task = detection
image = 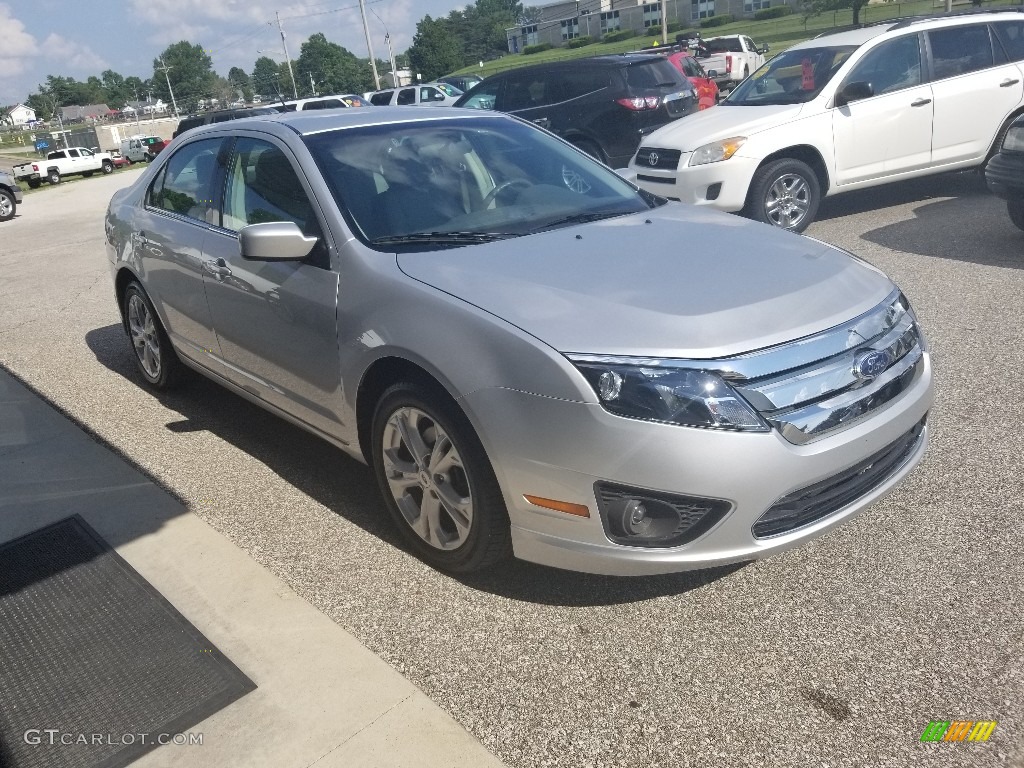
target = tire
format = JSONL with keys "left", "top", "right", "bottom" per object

{"left": 1008, "top": 200, "right": 1024, "bottom": 233}
{"left": 371, "top": 382, "right": 511, "bottom": 573}
{"left": 744, "top": 158, "right": 821, "bottom": 233}
{"left": 82, "top": 171, "right": 94, "bottom": 178}
{"left": 0, "top": 189, "right": 15, "bottom": 222}
{"left": 571, "top": 138, "right": 606, "bottom": 165}
{"left": 27, "top": 179, "right": 41, "bottom": 189}
{"left": 47, "top": 169, "right": 61, "bottom": 185}
{"left": 101, "top": 161, "right": 114, "bottom": 174}
{"left": 122, "top": 281, "right": 182, "bottom": 389}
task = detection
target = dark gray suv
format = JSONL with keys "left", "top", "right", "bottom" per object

{"left": 454, "top": 55, "right": 698, "bottom": 168}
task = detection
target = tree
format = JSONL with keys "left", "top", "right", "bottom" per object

{"left": 228, "top": 67, "right": 253, "bottom": 102}
{"left": 252, "top": 56, "right": 284, "bottom": 99}
{"left": 101, "top": 70, "right": 131, "bottom": 107}
{"left": 295, "top": 33, "right": 373, "bottom": 97}
{"left": 408, "top": 16, "right": 464, "bottom": 82}
{"left": 152, "top": 41, "right": 216, "bottom": 113}
{"left": 802, "top": 0, "right": 869, "bottom": 27}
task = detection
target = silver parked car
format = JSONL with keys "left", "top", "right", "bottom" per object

{"left": 105, "top": 108, "right": 933, "bottom": 575}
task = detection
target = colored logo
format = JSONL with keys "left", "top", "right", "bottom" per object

{"left": 852, "top": 349, "right": 893, "bottom": 380}
{"left": 920, "top": 720, "right": 997, "bottom": 742}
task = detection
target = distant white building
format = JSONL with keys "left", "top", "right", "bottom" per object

{"left": 6, "top": 104, "right": 37, "bottom": 125}
{"left": 385, "top": 69, "right": 414, "bottom": 88}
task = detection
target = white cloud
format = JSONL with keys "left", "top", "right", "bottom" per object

{"left": 40, "top": 33, "right": 107, "bottom": 73}
{"left": 0, "top": 3, "right": 39, "bottom": 78}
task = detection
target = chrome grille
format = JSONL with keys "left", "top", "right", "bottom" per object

{"left": 722, "top": 291, "right": 926, "bottom": 444}
{"left": 635, "top": 147, "right": 681, "bottom": 170}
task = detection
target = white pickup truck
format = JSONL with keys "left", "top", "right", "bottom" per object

{"left": 696, "top": 35, "right": 769, "bottom": 90}
{"left": 13, "top": 147, "right": 115, "bottom": 187}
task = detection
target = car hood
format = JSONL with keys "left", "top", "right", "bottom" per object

{"left": 396, "top": 205, "right": 894, "bottom": 359}
{"left": 639, "top": 103, "right": 805, "bottom": 151}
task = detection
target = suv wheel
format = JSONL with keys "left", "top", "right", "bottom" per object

{"left": 745, "top": 158, "right": 820, "bottom": 233}
{"left": 1008, "top": 200, "right": 1024, "bottom": 233}
{"left": 0, "top": 189, "right": 15, "bottom": 221}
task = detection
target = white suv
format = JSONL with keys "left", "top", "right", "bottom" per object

{"left": 627, "top": 11, "right": 1024, "bottom": 232}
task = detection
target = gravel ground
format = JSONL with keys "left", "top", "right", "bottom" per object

{"left": 1, "top": 168, "right": 1020, "bottom": 768}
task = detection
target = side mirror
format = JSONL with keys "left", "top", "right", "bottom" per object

{"left": 759, "top": 44, "right": 770, "bottom": 54}
{"left": 239, "top": 221, "right": 318, "bottom": 261}
{"left": 835, "top": 80, "right": 874, "bottom": 108}
{"left": 707, "top": 69, "right": 719, "bottom": 79}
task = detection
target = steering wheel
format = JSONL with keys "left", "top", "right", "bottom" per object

{"left": 482, "top": 178, "right": 531, "bottom": 207}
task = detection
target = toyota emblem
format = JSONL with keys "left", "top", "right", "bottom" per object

{"left": 648, "top": 152, "right": 660, "bottom": 166}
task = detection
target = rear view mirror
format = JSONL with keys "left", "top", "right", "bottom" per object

{"left": 239, "top": 221, "right": 318, "bottom": 261}
{"left": 835, "top": 80, "right": 874, "bottom": 108}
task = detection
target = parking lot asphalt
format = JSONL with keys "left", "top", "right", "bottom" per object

{"left": 1, "top": 169, "right": 1021, "bottom": 768}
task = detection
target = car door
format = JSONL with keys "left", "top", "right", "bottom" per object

{"left": 927, "top": 23, "right": 1024, "bottom": 165}
{"left": 200, "top": 134, "right": 343, "bottom": 437}
{"left": 504, "top": 69, "right": 561, "bottom": 132}
{"left": 833, "top": 33, "right": 933, "bottom": 186}
{"left": 132, "top": 137, "right": 228, "bottom": 369}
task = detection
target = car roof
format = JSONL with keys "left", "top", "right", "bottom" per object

{"left": 793, "top": 9, "right": 1024, "bottom": 49}
{"left": 183, "top": 106, "right": 505, "bottom": 139}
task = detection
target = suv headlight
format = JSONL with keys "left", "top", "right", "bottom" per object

{"left": 569, "top": 357, "right": 768, "bottom": 432}
{"left": 689, "top": 137, "right": 746, "bottom": 167}
{"left": 1002, "top": 124, "right": 1024, "bottom": 153}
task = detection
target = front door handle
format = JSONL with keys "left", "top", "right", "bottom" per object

{"left": 202, "top": 258, "right": 232, "bottom": 279}
{"left": 1000, "top": 78, "right": 1021, "bottom": 88}
{"left": 911, "top": 97, "right": 932, "bottom": 107}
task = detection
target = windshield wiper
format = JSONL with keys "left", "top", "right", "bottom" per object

{"left": 370, "top": 231, "right": 519, "bottom": 246}
{"left": 535, "top": 211, "right": 627, "bottom": 232}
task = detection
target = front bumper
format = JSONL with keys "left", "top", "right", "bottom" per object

{"left": 463, "top": 353, "right": 932, "bottom": 576}
{"left": 628, "top": 151, "right": 759, "bottom": 212}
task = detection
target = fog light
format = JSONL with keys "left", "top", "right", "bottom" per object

{"left": 596, "top": 483, "right": 731, "bottom": 549}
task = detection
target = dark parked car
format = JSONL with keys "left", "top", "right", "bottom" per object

{"left": 173, "top": 106, "right": 279, "bottom": 139}
{"left": 453, "top": 55, "right": 698, "bottom": 168}
{"left": 439, "top": 74, "right": 484, "bottom": 93}
{"left": 985, "top": 114, "right": 1024, "bottom": 232}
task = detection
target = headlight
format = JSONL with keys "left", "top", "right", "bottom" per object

{"left": 688, "top": 137, "right": 746, "bottom": 166}
{"left": 1002, "top": 125, "right": 1024, "bottom": 153}
{"left": 570, "top": 358, "right": 768, "bottom": 431}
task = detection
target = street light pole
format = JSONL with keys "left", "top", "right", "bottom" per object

{"left": 369, "top": 6, "right": 398, "bottom": 88}
{"left": 358, "top": 0, "right": 381, "bottom": 90}
{"left": 157, "top": 57, "right": 180, "bottom": 118}
{"left": 275, "top": 11, "right": 299, "bottom": 98}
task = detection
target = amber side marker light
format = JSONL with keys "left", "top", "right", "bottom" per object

{"left": 524, "top": 495, "right": 590, "bottom": 518}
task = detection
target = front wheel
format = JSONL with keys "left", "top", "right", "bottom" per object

{"left": 371, "top": 382, "right": 511, "bottom": 573}
{"left": 744, "top": 158, "right": 821, "bottom": 233}
{"left": 122, "top": 281, "right": 182, "bottom": 389}
{"left": 1008, "top": 200, "right": 1024, "bottom": 233}
{"left": 0, "top": 189, "right": 15, "bottom": 222}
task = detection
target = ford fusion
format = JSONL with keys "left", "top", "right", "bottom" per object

{"left": 105, "top": 108, "right": 933, "bottom": 575}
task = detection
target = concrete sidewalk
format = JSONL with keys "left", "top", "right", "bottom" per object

{"left": 0, "top": 366, "right": 506, "bottom": 768}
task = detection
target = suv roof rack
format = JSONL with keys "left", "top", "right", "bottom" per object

{"left": 885, "top": 6, "right": 1023, "bottom": 31}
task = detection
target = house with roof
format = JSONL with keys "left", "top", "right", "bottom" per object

{"left": 4, "top": 104, "right": 37, "bottom": 125}
{"left": 60, "top": 103, "right": 112, "bottom": 122}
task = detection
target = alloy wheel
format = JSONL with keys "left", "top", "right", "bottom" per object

{"left": 764, "top": 173, "right": 811, "bottom": 230}
{"left": 127, "top": 293, "right": 162, "bottom": 379}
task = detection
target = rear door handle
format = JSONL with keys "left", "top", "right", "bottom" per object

{"left": 202, "top": 258, "right": 232, "bottom": 279}
{"left": 532, "top": 117, "right": 551, "bottom": 128}
{"left": 911, "top": 97, "right": 931, "bottom": 107}
{"left": 1000, "top": 78, "right": 1020, "bottom": 88}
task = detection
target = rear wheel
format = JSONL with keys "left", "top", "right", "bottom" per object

{"left": 0, "top": 189, "right": 15, "bottom": 221}
{"left": 745, "top": 158, "right": 820, "bottom": 233}
{"left": 101, "top": 160, "right": 114, "bottom": 174}
{"left": 1008, "top": 200, "right": 1024, "bottom": 233}
{"left": 122, "top": 281, "right": 182, "bottom": 389}
{"left": 371, "top": 382, "right": 511, "bottom": 573}
{"left": 571, "top": 138, "right": 605, "bottom": 165}
{"left": 47, "top": 169, "right": 61, "bottom": 185}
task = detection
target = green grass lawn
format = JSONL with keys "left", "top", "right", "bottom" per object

{"left": 453, "top": 0, "right": 1020, "bottom": 78}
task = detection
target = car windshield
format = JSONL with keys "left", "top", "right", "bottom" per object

{"left": 724, "top": 45, "right": 858, "bottom": 105}
{"left": 303, "top": 116, "right": 660, "bottom": 251}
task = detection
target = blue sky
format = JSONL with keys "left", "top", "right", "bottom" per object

{"left": 0, "top": 0, "right": 468, "bottom": 105}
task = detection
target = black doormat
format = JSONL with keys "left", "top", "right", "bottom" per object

{"left": 0, "top": 516, "right": 256, "bottom": 768}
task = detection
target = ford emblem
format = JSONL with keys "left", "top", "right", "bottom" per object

{"left": 853, "top": 349, "right": 893, "bottom": 380}
{"left": 648, "top": 152, "right": 660, "bottom": 166}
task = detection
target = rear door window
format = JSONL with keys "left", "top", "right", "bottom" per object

{"left": 396, "top": 88, "right": 416, "bottom": 105}
{"left": 928, "top": 25, "right": 996, "bottom": 79}
{"left": 369, "top": 91, "right": 393, "bottom": 106}
{"left": 148, "top": 138, "right": 227, "bottom": 225}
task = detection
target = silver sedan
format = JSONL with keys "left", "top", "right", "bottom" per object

{"left": 105, "top": 107, "right": 933, "bottom": 575}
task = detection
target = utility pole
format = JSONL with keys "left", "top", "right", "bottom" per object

{"left": 275, "top": 11, "right": 299, "bottom": 98}
{"left": 370, "top": 7, "right": 397, "bottom": 88}
{"left": 358, "top": 0, "right": 381, "bottom": 91}
{"left": 309, "top": 72, "right": 317, "bottom": 97}
{"left": 157, "top": 57, "right": 180, "bottom": 118}
{"left": 661, "top": 0, "right": 669, "bottom": 46}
